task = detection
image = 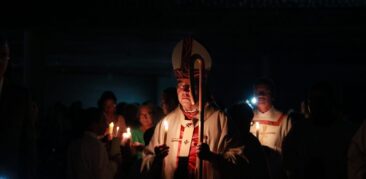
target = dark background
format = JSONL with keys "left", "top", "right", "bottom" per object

{"left": 2, "top": 1, "right": 366, "bottom": 178}
{"left": 2, "top": 1, "right": 366, "bottom": 122}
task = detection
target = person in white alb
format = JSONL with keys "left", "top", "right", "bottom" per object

{"left": 249, "top": 78, "right": 291, "bottom": 152}
{"left": 141, "top": 37, "right": 247, "bottom": 179}
{"left": 249, "top": 78, "right": 291, "bottom": 179}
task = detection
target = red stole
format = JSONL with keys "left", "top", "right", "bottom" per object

{"left": 176, "top": 109, "right": 199, "bottom": 176}
{"left": 252, "top": 113, "right": 286, "bottom": 126}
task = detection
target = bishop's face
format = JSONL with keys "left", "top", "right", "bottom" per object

{"left": 177, "top": 78, "right": 197, "bottom": 111}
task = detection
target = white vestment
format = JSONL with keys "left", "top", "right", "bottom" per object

{"left": 141, "top": 105, "right": 245, "bottom": 179}
{"left": 250, "top": 107, "right": 291, "bottom": 152}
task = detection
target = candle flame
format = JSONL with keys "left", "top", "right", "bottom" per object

{"left": 122, "top": 127, "right": 132, "bottom": 141}
{"left": 255, "top": 122, "right": 260, "bottom": 130}
{"left": 109, "top": 122, "right": 114, "bottom": 128}
{"left": 163, "top": 120, "right": 169, "bottom": 131}
{"left": 116, "top": 126, "right": 119, "bottom": 136}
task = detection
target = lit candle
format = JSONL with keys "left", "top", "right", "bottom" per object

{"left": 109, "top": 122, "right": 114, "bottom": 139}
{"left": 116, "top": 126, "right": 119, "bottom": 137}
{"left": 255, "top": 122, "right": 260, "bottom": 138}
{"left": 127, "top": 127, "right": 131, "bottom": 135}
{"left": 163, "top": 120, "right": 169, "bottom": 145}
{"left": 122, "top": 127, "right": 131, "bottom": 145}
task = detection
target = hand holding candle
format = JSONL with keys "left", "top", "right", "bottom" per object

{"left": 163, "top": 120, "right": 169, "bottom": 145}
{"left": 122, "top": 127, "right": 131, "bottom": 145}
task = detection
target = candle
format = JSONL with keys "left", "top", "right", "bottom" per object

{"left": 255, "top": 122, "right": 260, "bottom": 138}
{"left": 163, "top": 120, "right": 169, "bottom": 145}
{"left": 122, "top": 127, "right": 131, "bottom": 145}
{"left": 109, "top": 122, "right": 114, "bottom": 139}
{"left": 116, "top": 126, "right": 119, "bottom": 137}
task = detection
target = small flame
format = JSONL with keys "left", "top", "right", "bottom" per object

{"left": 122, "top": 127, "right": 132, "bottom": 140}
{"left": 255, "top": 122, "right": 260, "bottom": 130}
{"left": 116, "top": 126, "right": 119, "bottom": 135}
{"left": 163, "top": 120, "right": 169, "bottom": 131}
{"left": 127, "top": 127, "right": 131, "bottom": 134}
{"left": 109, "top": 122, "right": 114, "bottom": 128}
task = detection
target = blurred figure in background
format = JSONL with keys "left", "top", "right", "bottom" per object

{"left": 161, "top": 87, "right": 179, "bottom": 115}
{"left": 131, "top": 103, "right": 162, "bottom": 155}
{"left": 283, "top": 81, "right": 356, "bottom": 179}
{"left": 67, "top": 108, "right": 121, "bottom": 179}
{"left": 98, "top": 91, "right": 126, "bottom": 139}
{"left": 226, "top": 102, "right": 271, "bottom": 179}
{"left": 132, "top": 104, "right": 156, "bottom": 145}
{"left": 0, "top": 35, "right": 37, "bottom": 179}
{"left": 120, "top": 103, "right": 140, "bottom": 128}
{"left": 348, "top": 120, "right": 366, "bottom": 179}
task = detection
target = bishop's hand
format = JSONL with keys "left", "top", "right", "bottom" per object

{"left": 154, "top": 144, "right": 169, "bottom": 160}
{"left": 197, "top": 143, "right": 214, "bottom": 161}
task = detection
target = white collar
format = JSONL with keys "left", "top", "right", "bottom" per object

{"left": 254, "top": 106, "right": 276, "bottom": 118}
{"left": 177, "top": 103, "right": 214, "bottom": 126}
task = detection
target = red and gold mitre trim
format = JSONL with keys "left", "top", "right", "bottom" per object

{"left": 172, "top": 37, "right": 212, "bottom": 79}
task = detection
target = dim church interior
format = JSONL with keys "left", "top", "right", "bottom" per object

{"left": 1, "top": 2, "right": 366, "bottom": 123}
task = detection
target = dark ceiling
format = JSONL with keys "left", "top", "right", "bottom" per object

{"left": 1, "top": 3, "right": 366, "bottom": 113}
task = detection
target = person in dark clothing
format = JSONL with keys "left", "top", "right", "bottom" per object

{"left": 226, "top": 102, "right": 271, "bottom": 179}
{"left": 0, "top": 35, "right": 37, "bottom": 179}
{"left": 282, "top": 81, "right": 356, "bottom": 179}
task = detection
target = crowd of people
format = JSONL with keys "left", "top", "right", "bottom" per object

{"left": 0, "top": 35, "right": 365, "bottom": 179}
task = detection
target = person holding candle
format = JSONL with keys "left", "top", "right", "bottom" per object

{"left": 127, "top": 103, "right": 160, "bottom": 159}
{"left": 249, "top": 78, "right": 292, "bottom": 153}
{"left": 98, "top": 91, "right": 127, "bottom": 140}
{"left": 131, "top": 104, "right": 157, "bottom": 147}
{"left": 141, "top": 37, "right": 246, "bottom": 179}
{"left": 249, "top": 78, "right": 292, "bottom": 179}
{"left": 226, "top": 102, "right": 271, "bottom": 179}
